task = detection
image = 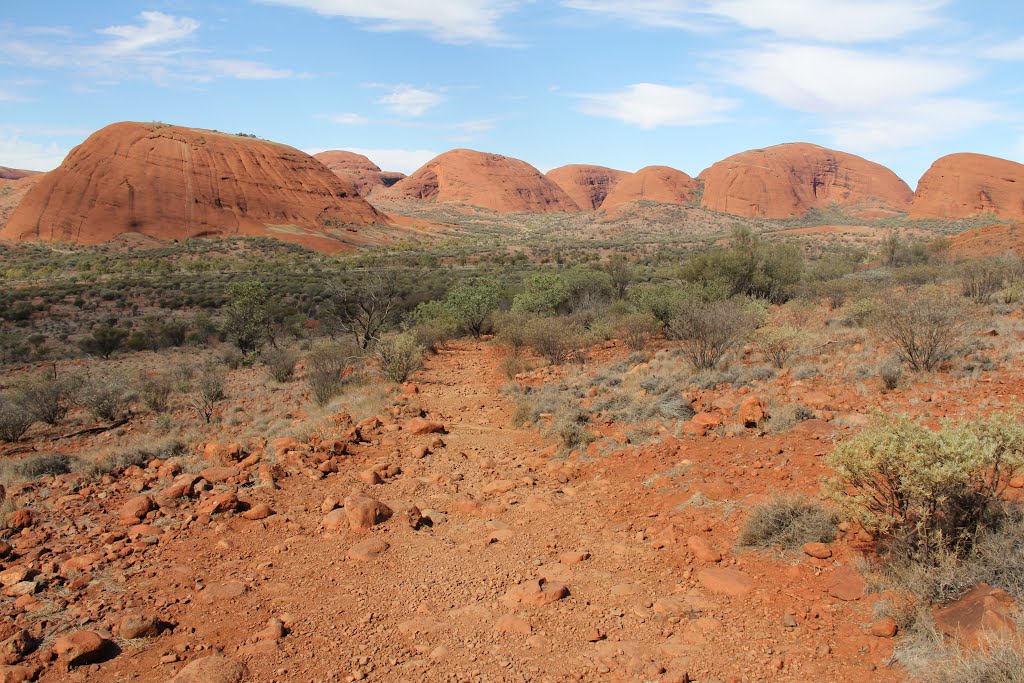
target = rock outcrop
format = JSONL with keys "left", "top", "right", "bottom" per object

{"left": 313, "top": 150, "right": 405, "bottom": 195}
{"left": 0, "top": 175, "right": 44, "bottom": 233}
{"left": 599, "top": 166, "right": 699, "bottom": 213}
{"left": 546, "top": 164, "right": 628, "bottom": 211}
{"left": 0, "top": 167, "right": 39, "bottom": 181}
{"left": 910, "top": 153, "right": 1024, "bottom": 221}
{"left": 378, "top": 149, "right": 579, "bottom": 213}
{"left": 699, "top": 143, "right": 912, "bottom": 218}
{"left": 1, "top": 122, "right": 389, "bottom": 250}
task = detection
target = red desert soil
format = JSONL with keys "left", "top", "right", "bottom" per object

{"left": 378, "top": 149, "right": 580, "bottom": 213}
{"left": 546, "top": 165, "right": 629, "bottom": 211}
{"left": 699, "top": 143, "right": 913, "bottom": 219}
{"left": 599, "top": 167, "right": 699, "bottom": 214}
{"left": 0, "top": 122, "right": 402, "bottom": 252}
{"left": 910, "top": 153, "right": 1024, "bottom": 221}
{"left": 313, "top": 151, "right": 406, "bottom": 196}
{"left": 948, "top": 223, "right": 1024, "bottom": 259}
{"left": 0, "top": 167, "right": 40, "bottom": 181}
{"left": 0, "top": 340, "right": 923, "bottom": 683}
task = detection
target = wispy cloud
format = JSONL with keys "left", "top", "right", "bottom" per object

{"left": 94, "top": 11, "right": 199, "bottom": 56}
{"left": 1, "top": 12, "right": 296, "bottom": 87}
{"left": 563, "top": 0, "right": 947, "bottom": 42}
{"left": 258, "top": 0, "right": 523, "bottom": 45}
{"left": 576, "top": 83, "right": 736, "bottom": 128}
{"left": 319, "top": 113, "right": 370, "bottom": 125}
{"left": 985, "top": 37, "right": 1024, "bottom": 60}
{"left": 376, "top": 85, "right": 446, "bottom": 117}
{"left": 723, "top": 43, "right": 971, "bottom": 114}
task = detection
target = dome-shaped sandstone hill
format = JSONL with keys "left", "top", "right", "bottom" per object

{"left": 313, "top": 150, "right": 405, "bottom": 195}
{"left": 599, "top": 166, "right": 699, "bottom": 212}
{"left": 0, "top": 166, "right": 39, "bottom": 181}
{"left": 1, "top": 122, "right": 388, "bottom": 248}
{"left": 699, "top": 143, "right": 913, "bottom": 218}
{"left": 910, "top": 153, "right": 1024, "bottom": 220}
{"left": 546, "top": 164, "right": 628, "bottom": 211}
{"left": 378, "top": 149, "right": 580, "bottom": 213}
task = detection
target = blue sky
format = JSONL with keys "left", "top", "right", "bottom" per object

{"left": 2, "top": 1, "right": 1024, "bottom": 185}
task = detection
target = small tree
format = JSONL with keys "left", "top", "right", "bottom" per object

{"left": 873, "top": 286, "right": 975, "bottom": 371}
{"left": 605, "top": 254, "right": 633, "bottom": 299}
{"left": 223, "top": 280, "right": 271, "bottom": 356}
{"left": 668, "top": 298, "right": 760, "bottom": 370}
{"left": 188, "top": 367, "right": 226, "bottom": 424}
{"left": 323, "top": 273, "right": 401, "bottom": 350}
{"left": 446, "top": 280, "right": 500, "bottom": 337}
{"left": 826, "top": 412, "right": 1024, "bottom": 560}
{"left": 80, "top": 324, "right": 129, "bottom": 358}
{"left": 82, "top": 377, "right": 135, "bottom": 422}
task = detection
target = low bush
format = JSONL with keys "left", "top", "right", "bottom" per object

{"left": 753, "top": 325, "right": 807, "bottom": 369}
{"left": 0, "top": 395, "right": 34, "bottom": 442}
{"left": 189, "top": 366, "right": 226, "bottom": 423}
{"left": 137, "top": 372, "right": 174, "bottom": 413}
{"left": 0, "top": 452, "right": 74, "bottom": 485}
{"left": 81, "top": 377, "right": 135, "bottom": 422}
{"left": 263, "top": 346, "right": 298, "bottom": 382}
{"left": 737, "top": 495, "right": 837, "bottom": 550}
{"left": 667, "top": 297, "right": 760, "bottom": 370}
{"left": 375, "top": 332, "right": 424, "bottom": 383}
{"left": 306, "top": 341, "right": 357, "bottom": 406}
{"left": 16, "top": 373, "right": 80, "bottom": 426}
{"left": 826, "top": 412, "right": 1024, "bottom": 562}
{"left": 873, "top": 286, "right": 976, "bottom": 371}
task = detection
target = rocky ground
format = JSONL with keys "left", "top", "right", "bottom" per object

{"left": 1, "top": 338, "right": 1021, "bottom": 682}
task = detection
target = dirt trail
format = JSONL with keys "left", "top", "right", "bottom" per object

{"left": 22, "top": 341, "right": 902, "bottom": 682}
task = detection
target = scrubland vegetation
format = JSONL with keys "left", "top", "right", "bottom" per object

{"left": 3, "top": 209, "right": 1024, "bottom": 680}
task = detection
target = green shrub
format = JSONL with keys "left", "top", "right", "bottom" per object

{"left": 375, "top": 332, "right": 424, "bottom": 383}
{"left": 615, "top": 311, "right": 661, "bottom": 351}
{"left": 222, "top": 280, "right": 271, "bottom": 355}
{"left": 826, "top": 412, "right": 1024, "bottom": 561}
{"left": 79, "top": 324, "right": 129, "bottom": 358}
{"left": 444, "top": 280, "right": 500, "bottom": 337}
{"left": 512, "top": 273, "right": 568, "bottom": 315}
{"left": 879, "top": 358, "right": 903, "bottom": 390}
{"left": 737, "top": 495, "right": 837, "bottom": 550}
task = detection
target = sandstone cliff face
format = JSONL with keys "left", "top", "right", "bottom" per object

{"left": 546, "top": 164, "right": 628, "bottom": 211}
{"left": 1, "top": 122, "right": 388, "bottom": 248}
{"left": 0, "top": 175, "right": 43, "bottom": 233}
{"left": 699, "top": 143, "right": 913, "bottom": 218}
{"left": 0, "top": 166, "right": 40, "bottom": 181}
{"left": 313, "top": 150, "right": 405, "bottom": 195}
{"left": 378, "top": 149, "right": 580, "bottom": 213}
{"left": 599, "top": 166, "right": 698, "bottom": 213}
{"left": 910, "top": 153, "right": 1024, "bottom": 220}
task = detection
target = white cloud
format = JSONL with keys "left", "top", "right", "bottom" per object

{"left": 820, "top": 99, "right": 1001, "bottom": 152}
{"left": 259, "top": 0, "right": 521, "bottom": 44}
{"left": 724, "top": 44, "right": 971, "bottom": 114}
{"left": 320, "top": 113, "right": 369, "bottom": 125}
{"left": 985, "top": 37, "right": 1024, "bottom": 60}
{"left": 206, "top": 59, "right": 294, "bottom": 80}
{"left": 95, "top": 11, "right": 199, "bottom": 56}
{"left": 377, "top": 85, "right": 445, "bottom": 116}
{"left": 563, "top": 0, "right": 946, "bottom": 42}
{"left": 576, "top": 83, "right": 736, "bottom": 128}
{"left": 0, "top": 134, "right": 69, "bottom": 171}
{"left": 305, "top": 147, "right": 438, "bottom": 174}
